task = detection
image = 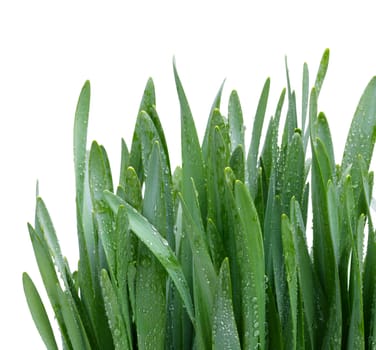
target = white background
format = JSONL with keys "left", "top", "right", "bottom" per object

{"left": 1, "top": 1, "right": 376, "bottom": 348}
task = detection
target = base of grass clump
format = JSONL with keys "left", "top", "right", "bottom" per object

{"left": 23, "top": 49, "right": 376, "bottom": 349}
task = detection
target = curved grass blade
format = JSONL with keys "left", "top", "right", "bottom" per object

{"left": 314, "top": 48, "right": 330, "bottom": 98}
{"left": 173, "top": 58, "right": 206, "bottom": 221}
{"left": 22, "top": 272, "right": 58, "bottom": 350}
{"left": 35, "top": 197, "right": 71, "bottom": 287}
{"left": 212, "top": 258, "right": 241, "bottom": 350}
{"left": 103, "top": 190, "right": 195, "bottom": 323}
{"left": 342, "top": 77, "right": 376, "bottom": 193}
{"left": 27, "top": 223, "right": 72, "bottom": 347}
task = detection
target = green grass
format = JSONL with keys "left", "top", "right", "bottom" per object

{"left": 23, "top": 49, "right": 376, "bottom": 349}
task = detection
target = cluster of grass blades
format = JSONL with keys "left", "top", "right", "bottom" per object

{"left": 23, "top": 49, "right": 376, "bottom": 349}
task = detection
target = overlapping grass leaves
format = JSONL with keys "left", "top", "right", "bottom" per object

{"left": 24, "top": 50, "right": 376, "bottom": 349}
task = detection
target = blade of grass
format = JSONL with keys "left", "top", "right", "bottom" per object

{"left": 347, "top": 215, "right": 365, "bottom": 349}
{"left": 228, "top": 90, "right": 245, "bottom": 153}
{"left": 314, "top": 49, "right": 330, "bottom": 98}
{"left": 100, "top": 269, "right": 131, "bottom": 350}
{"left": 212, "top": 258, "right": 241, "bottom": 350}
{"left": 247, "top": 77, "right": 270, "bottom": 199}
{"left": 234, "top": 179, "right": 266, "bottom": 350}
{"left": 22, "top": 272, "right": 59, "bottom": 350}
{"left": 281, "top": 213, "right": 298, "bottom": 350}
{"left": 179, "top": 179, "right": 217, "bottom": 350}
{"left": 173, "top": 58, "right": 206, "bottom": 222}
{"left": 73, "top": 80, "right": 90, "bottom": 215}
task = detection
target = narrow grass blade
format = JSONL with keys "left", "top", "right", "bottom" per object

{"left": 247, "top": 77, "right": 270, "bottom": 199}
{"left": 27, "top": 224, "right": 71, "bottom": 346}
{"left": 179, "top": 179, "right": 217, "bottom": 350}
{"left": 119, "top": 138, "right": 130, "bottom": 189}
{"left": 212, "top": 258, "right": 241, "bottom": 350}
{"left": 103, "top": 190, "right": 195, "bottom": 323}
{"left": 290, "top": 199, "right": 316, "bottom": 349}
{"left": 281, "top": 131, "right": 304, "bottom": 213}
{"left": 347, "top": 216, "right": 365, "bottom": 349}
{"left": 314, "top": 49, "right": 330, "bottom": 98}
{"left": 363, "top": 226, "right": 376, "bottom": 348}
{"left": 73, "top": 80, "right": 90, "bottom": 214}
{"left": 56, "top": 287, "right": 92, "bottom": 350}
{"left": 207, "top": 121, "right": 230, "bottom": 240}
{"left": 114, "top": 205, "right": 133, "bottom": 345}
{"left": 89, "top": 141, "right": 115, "bottom": 274}
{"left": 281, "top": 213, "right": 298, "bottom": 350}
{"left": 228, "top": 90, "right": 245, "bottom": 153}
{"left": 260, "top": 88, "right": 286, "bottom": 187}
{"left": 202, "top": 80, "right": 226, "bottom": 160}
{"left": 173, "top": 58, "right": 206, "bottom": 221}
{"left": 22, "top": 273, "right": 58, "bottom": 350}
{"left": 35, "top": 197, "right": 70, "bottom": 287}
{"left": 100, "top": 269, "right": 131, "bottom": 350}
{"left": 302, "top": 62, "right": 309, "bottom": 132}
